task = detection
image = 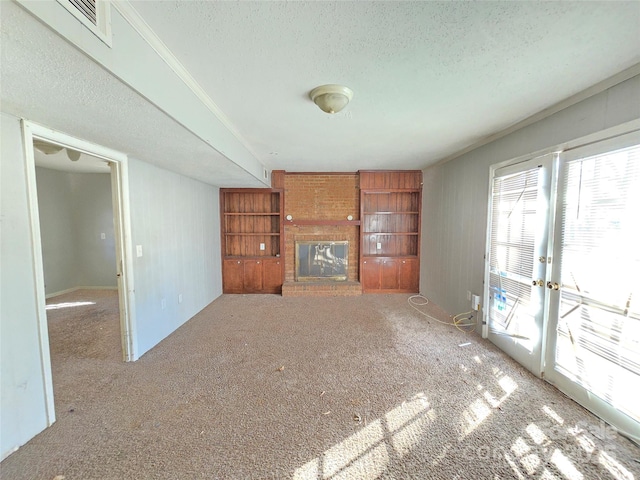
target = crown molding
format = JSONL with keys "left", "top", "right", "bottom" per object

{"left": 432, "top": 63, "right": 640, "bottom": 168}
{"left": 111, "top": 1, "right": 264, "bottom": 165}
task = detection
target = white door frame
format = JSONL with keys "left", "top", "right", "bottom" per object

{"left": 21, "top": 120, "right": 138, "bottom": 426}
{"left": 483, "top": 154, "right": 556, "bottom": 377}
{"left": 543, "top": 131, "right": 640, "bottom": 444}
{"left": 483, "top": 120, "right": 640, "bottom": 444}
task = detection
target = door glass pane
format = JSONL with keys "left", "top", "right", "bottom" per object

{"left": 556, "top": 144, "right": 640, "bottom": 422}
{"left": 488, "top": 167, "right": 540, "bottom": 353}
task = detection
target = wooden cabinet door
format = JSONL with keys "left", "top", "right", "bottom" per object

{"left": 399, "top": 258, "right": 419, "bottom": 292}
{"left": 381, "top": 258, "right": 400, "bottom": 290}
{"left": 262, "top": 258, "right": 283, "bottom": 294}
{"left": 223, "top": 259, "right": 244, "bottom": 294}
{"left": 362, "top": 258, "right": 381, "bottom": 291}
{"left": 243, "top": 260, "right": 263, "bottom": 293}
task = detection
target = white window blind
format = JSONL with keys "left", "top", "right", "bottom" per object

{"left": 488, "top": 167, "right": 540, "bottom": 350}
{"left": 556, "top": 143, "right": 640, "bottom": 422}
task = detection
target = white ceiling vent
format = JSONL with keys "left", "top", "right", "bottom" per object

{"left": 57, "top": 0, "right": 112, "bottom": 46}
{"left": 68, "top": 0, "right": 97, "bottom": 25}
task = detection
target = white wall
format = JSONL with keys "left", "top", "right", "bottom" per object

{"left": 420, "top": 75, "right": 640, "bottom": 319}
{"left": 36, "top": 168, "right": 117, "bottom": 295}
{"left": 35, "top": 168, "right": 78, "bottom": 294}
{"left": 1, "top": 113, "right": 224, "bottom": 459}
{"left": 0, "top": 113, "right": 50, "bottom": 460}
{"left": 71, "top": 172, "right": 117, "bottom": 289}
{"left": 127, "top": 158, "right": 222, "bottom": 357}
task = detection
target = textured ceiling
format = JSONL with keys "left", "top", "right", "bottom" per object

{"left": 129, "top": 1, "right": 640, "bottom": 172}
{"left": 0, "top": 1, "right": 265, "bottom": 187}
{"left": 2, "top": 1, "right": 640, "bottom": 185}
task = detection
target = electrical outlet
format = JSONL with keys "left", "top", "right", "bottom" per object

{"left": 136, "top": 245, "right": 143, "bottom": 257}
{"left": 100, "top": 232, "right": 106, "bottom": 240}
{"left": 471, "top": 294, "right": 481, "bottom": 311}
{"left": 161, "top": 298, "right": 166, "bottom": 310}
{"left": 178, "top": 294, "right": 183, "bottom": 304}
{"left": 467, "top": 290, "right": 471, "bottom": 301}
{"left": 376, "top": 242, "right": 382, "bottom": 250}
{"left": 260, "top": 243, "right": 265, "bottom": 251}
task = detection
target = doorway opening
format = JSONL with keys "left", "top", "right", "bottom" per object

{"left": 22, "top": 120, "right": 137, "bottom": 428}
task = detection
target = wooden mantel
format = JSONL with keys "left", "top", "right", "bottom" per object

{"left": 284, "top": 219, "right": 361, "bottom": 227}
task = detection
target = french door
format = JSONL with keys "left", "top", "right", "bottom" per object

{"left": 485, "top": 133, "right": 640, "bottom": 442}
{"left": 485, "top": 155, "right": 554, "bottom": 376}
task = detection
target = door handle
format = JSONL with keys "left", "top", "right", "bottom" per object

{"left": 546, "top": 281, "right": 560, "bottom": 290}
{"left": 532, "top": 279, "right": 544, "bottom": 287}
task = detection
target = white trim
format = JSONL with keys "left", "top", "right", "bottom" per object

{"left": 28, "top": 123, "right": 127, "bottom": 162}
{"left": 112, "top": 1, "right": 264, "bottom": 166}
{"left": 55, "top": 0, "right": 112, "bottom": 47}
{"left": 479, "top": 118, "right": 640, "bottom": 177}
{"left": 561, "top": 129, "right": 640, "bottom": 162}
{"left": 482, "top": 119, "right": 640, "bottom": 339}
{"left": 21, "top": 123, "right": 56, "bottom": 428}
{"left": 45, "top": 287, "right": 78, "bottom": 299}
{"left": 485, "top": 122, "right": 640, "bottom": 445}
{"left": 45, "top": 286, "right": 119, "bottom": 299}
{"left": 22, "top": 121, "right": 138, "bottom": 374}
{"left": 434, "top": 64, "right": 640, "bottom": 167}
{"left": 543, "top": 134, "right": 640, "bottom": 445}
{"left": 110, "top": 157, "right": 138, "bottom": 360}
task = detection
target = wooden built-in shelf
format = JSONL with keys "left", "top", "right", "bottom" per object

{"left": 221, "top": 188, "right": 284, "bottom": 294}
{"left": 360, "top": 170, "right": 422, "bottom": 293}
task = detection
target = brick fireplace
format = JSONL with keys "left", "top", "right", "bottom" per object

{"left": 278, "top": 172, "right": 362, "bottom": 296}
{"left": 295, "top": 240, "right": 348, "bottom": 281}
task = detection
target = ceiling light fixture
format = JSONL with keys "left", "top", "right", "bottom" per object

{"left": 67, "top": 149, "right": 81, "bottom": 161}
{"left": 309, "top": 84, "right": 353, "bottom": 114}
{"left": 33, "top": 139, "right": 63, "bottom": 155}
{"left": 33, "top": 139, "right": 81, "bottom": 161}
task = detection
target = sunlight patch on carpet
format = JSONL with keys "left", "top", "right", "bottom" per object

{"left": 46, "top": 301, "right": 96, "bottom": 310}
{"left": 293, "top": 392, "right": 434, "bottom": 480}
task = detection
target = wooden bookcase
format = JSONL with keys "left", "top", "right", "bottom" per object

{"left": 221, "top": 188, "right": 284, "bottom": 294}
{"left": 359, "top": 171, "right": 422, "bottom": 293}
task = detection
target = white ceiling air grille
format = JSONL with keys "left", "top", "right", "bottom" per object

{"left": 50, "top": 0, "right": 111, "bottom": 47}
{"left": 68, "top": 0, "right": 97, "bottom": 25}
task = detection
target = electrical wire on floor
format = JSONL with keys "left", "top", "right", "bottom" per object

{"left": 408, "top": 294, "right": 477, "bottom": 333}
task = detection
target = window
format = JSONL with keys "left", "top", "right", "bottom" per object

{"left": 485, "top": 131, "right": 640, "bottom": 442}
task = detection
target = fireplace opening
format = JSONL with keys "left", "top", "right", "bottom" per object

{"left": 295, "top": 241, "right": 348, "bottom": 282}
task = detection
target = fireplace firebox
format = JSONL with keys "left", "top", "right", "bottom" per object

{"left": 295, "top": 241, "right": 348, "bottom": 282}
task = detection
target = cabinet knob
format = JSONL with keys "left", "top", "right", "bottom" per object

{"left": 237, "top": 261, "right": 241, "bottom": 264}
{"left": 257, "top": 261, "right": 260, "bottom": 264}
{"left": 402, "top": 260, "right": 406, "bottom": 264}
{"left": 363, "top": 261, "right": 367, "bottom": 264}
{"left": 276, "top": 261, "right": 280, "bottom": 265}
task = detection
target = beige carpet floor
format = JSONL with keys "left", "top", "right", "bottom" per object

{"left": 1, "top": 289, "right": 639, "bottom": 480}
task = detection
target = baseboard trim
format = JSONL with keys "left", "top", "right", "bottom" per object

{"left": 46, "top": 286, "right": 117, "bottom": 299}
